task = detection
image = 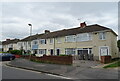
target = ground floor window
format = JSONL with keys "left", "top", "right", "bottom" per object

{"left": 39, "top": 49, "right": 46, "bottom": 54}
{"left": 65, "top": 48, "right": 76, "bottom": 55}
{"left": 77, "top": 48, "right": 92, "bottom": 55}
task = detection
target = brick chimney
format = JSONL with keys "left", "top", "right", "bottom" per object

{"left": 80, "top": 22, "right": 86, "bottom": 28}
{"left": 6, "top": 39, "right": 10, "bottom": 41}
{"left": 45, "top": 30, "right": 50, "bottom": 34}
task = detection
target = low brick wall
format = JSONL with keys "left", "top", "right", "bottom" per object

{"left": 21, "top": 55, "right": 73, "bottom": 65}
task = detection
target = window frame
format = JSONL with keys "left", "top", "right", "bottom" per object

{"left": 99, "top": 32, "right": 106, "bottom": 40}
{"left": 65, "top": 35, "right": 76, "bottom": 42}
{"left": 77, "top": 33, "right": 92, "bottom": 42}
{"left": 39, "top": 39, "right": 46, "bottom": 44}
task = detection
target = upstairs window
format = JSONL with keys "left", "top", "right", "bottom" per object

{"left": 56, "top": 37, "right": 61, "bottom": 43}
{"left": 77, "top": 33, "right": 92, "bottom": 42}
{"left": 99, "top": 32, "right": 106, "bottom": 40}
{"left": 40, "top": 39, "right": 46, "bottom": 44}
{"left": 33, "top": 40, "right": 38, "bottom": 45}
{"left": 50, "top": 38, "right": 53, "bottom": 44}
{"left": 65, "top": 35, "right": 76, "bottom": 42}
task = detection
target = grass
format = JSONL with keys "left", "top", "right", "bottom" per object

{"left": 103, "top": 60, "right": 120, "bottom": 68}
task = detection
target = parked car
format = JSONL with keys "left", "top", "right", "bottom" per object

{"left": 0, "top": 53, "right": 15, "bottom": 61}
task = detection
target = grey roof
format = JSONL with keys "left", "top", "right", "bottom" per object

{"left": 20, "top": 24, "right": 117, "bottom": 41}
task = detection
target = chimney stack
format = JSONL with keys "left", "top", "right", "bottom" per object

{"left": 6, "top": 39, "right": 10, "bottom": 41}
{"left": 45, "top": 30, "right": 50, "bottom": 34}
{"left": 80, "top": 22, "right": 86, "bottom": 28}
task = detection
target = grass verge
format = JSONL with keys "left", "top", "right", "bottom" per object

{"left": 103, "top": 60, "right": 120, "bottom": 68}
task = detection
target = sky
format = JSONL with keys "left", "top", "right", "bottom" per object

{"left": 1, "top": 2, "right": 119, "bottom": 41}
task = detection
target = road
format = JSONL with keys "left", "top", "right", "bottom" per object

{"left": 1, "top": 61, "right": 72, "bottom": 80}
{"left": 0, "top": 61, "right": 119, "bottom": 81}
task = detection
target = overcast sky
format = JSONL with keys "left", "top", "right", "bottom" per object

{"left": 1, "top": 2, "right": 119, "bottom": 41}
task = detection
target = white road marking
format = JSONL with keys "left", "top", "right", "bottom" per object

{"left": 3, "top": 64, "right": 73, "bottom": 79}
{"left": 46, "top": 74, "right": 73, "bottom": 79}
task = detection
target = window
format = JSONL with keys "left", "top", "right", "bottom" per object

{"left": 65, "top": 35, "right": 76, "bottom": 42}
{"left": 56, "top": 37, "right": 61, "bottom": 43}
{"left": 33, "top": 40, "right": 38, "bottom": 45}
{"left": 40, "top": 39, "right": 46, "bottom": 44}
{"left": 77, "top": 48, "right": 92, "bottom": 55}
{"left": 9, "top": 44, "right": 13, "bottom": 48}
{"left": 99, "top": 32, "right": 106, "bottom": 40}
{"left": 50, "top": 38, "right": 53, "bottom": 44}
{"left": 65, "top": 48, "right": 76, "bottom": 55}
{"left": 77, "top": 33, "right": 92, "bottom": 42}
{"left": 39, "top": 49, "right": 46, "bottom": 54}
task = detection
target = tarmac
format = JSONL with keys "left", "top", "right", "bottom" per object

{"left": 6, "top": 58, "right": 119, "bottom": 79}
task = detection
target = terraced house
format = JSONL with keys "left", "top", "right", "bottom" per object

{"left": 2, "top": 39, "right": 20, "bottom": 52}
{"left": 2, "top": 23, "right": 119, "bottom": 61}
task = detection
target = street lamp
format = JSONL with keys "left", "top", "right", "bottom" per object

{"left": 28, "top": 24, "right": 32, "bottom": 59}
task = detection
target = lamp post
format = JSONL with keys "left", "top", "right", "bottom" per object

{"left": 28, "top": 24, "right": 32, "bottom": 59}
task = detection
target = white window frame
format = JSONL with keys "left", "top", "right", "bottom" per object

{"left": 56, "top": 37, "right": 61, "bottom": 43}
{"left": 99, "top": 32, "right": 106, "bottom": 40}
{"left": 65, "top": 48, "right": 76, "bottom": 55}
{"left": 65, "top": 35, "right": 76, "bottom": 42}
{"left": 77, "top": 33, "right": 92, "bottom": 42}
{"left": 99, "top": 46, "right": 109, "bottom": 56}
{"left": 77, "top": 48, "right": 92, "bottom": 55}
{"left": 32, "top": 40, "right": 38, "bottom": 45}
{"left": 39, "top": 49, "right": 46, "bottom": 54}
{"left": 49, "top": 38, "right": 53, "bottom": 44}
{"left": 39, "top": 39, "right": 46, "bottom": 44}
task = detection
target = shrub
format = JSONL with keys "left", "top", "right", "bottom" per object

{"left": 59, "top": 54, "right": 72, "bottom": 56}
{"left": 9, "top": 50, "right": 22, "bottom": 55}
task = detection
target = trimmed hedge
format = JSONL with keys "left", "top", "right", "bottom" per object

{"left": 59, "top": 54, "right": 72, "bottom": 56}
{"left": 9, "top": 50, "right": 22, "bottom": 55}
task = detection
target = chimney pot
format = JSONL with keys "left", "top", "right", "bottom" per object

{"left": 6, "top": 39, "right": 10, "bottom": 41}
{"left": 45, "top": 30, "right": 50, "bottom": 34}
{"left": 80, "top": 22, "right": 86, "bottom": 28}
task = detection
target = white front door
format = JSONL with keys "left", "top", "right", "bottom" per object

{"left": 99, "top": 46, "right": 109, "bottom": 60}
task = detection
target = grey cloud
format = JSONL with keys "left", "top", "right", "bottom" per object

{"left": 1, "top": 2, "right": 118, "bottom": 41}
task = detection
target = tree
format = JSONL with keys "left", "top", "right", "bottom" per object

{"left": 117, "top": 40, "right": 120, "bottom": 52}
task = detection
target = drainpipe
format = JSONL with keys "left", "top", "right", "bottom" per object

{"left": 53, "top": 37, "right": 56, "bottom": 55}
{"left": 75, "top": 34, "right": 77, "bottom": 60}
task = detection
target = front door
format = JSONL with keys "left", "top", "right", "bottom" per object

{"left": 99, "top": 46, "right": 109, "bottom": 60}
{"left": 56, "top": 49, "right": 60, "bottom": 56}
{"left": 100, "top": 46, "right": 109, "bottom": 56}
{"left": 50, "top": 49, "right": 53, "bottom": 55}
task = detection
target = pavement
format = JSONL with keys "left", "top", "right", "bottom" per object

{"left": 6, "top": 58, "right": 119, "bottom": 79}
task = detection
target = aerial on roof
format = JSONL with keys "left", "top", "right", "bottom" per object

{"left": 19, "top": 24, "right": 117, "bottom": 41}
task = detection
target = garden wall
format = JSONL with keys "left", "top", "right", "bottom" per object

{"left": 22, "top": 55, "right": 73, "bottom": 65}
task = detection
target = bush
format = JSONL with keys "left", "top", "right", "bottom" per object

{"left": 9, "top": 50, "right": 22, "bottom": 55}
{"left": 59, "top": 54, "right": 72, "bottom": 56}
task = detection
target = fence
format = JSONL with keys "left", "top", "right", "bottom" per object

{"left": 74, "top": 54, "right": 94, "bottom": 60}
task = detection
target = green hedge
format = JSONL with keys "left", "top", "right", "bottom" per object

{"left": 9, "top": 50, "right": 22, "bottom": 55}
{"left": 59, "top": 54, "right": 72, "bottom": 56}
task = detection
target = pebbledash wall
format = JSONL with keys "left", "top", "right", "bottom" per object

{"left": 37, "top": 31, "right": 118, "bottom": 61}
{"left": 2, "top": 23, "right": 119, "bottom": 61}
